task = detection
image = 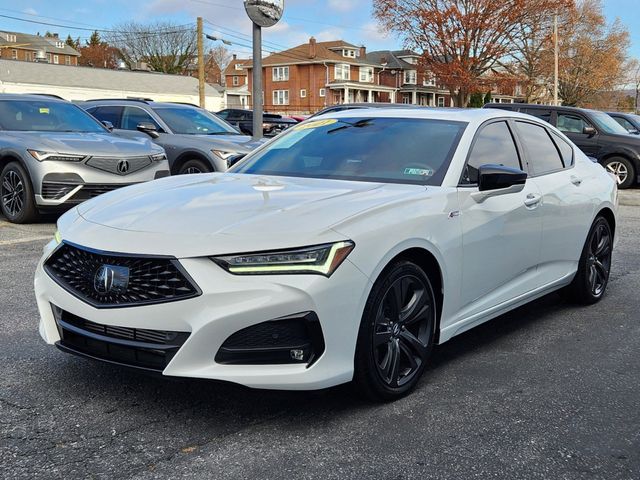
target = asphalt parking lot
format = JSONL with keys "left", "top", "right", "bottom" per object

{"left": 1, "top": 191, "right": 639, "bottom": 480}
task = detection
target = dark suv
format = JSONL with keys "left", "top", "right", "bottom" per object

{"left": 484, "top": 103, "right": 640, "bottom": 188}
{"left": 216, "top": 109, "right": 297, "bottom": 137}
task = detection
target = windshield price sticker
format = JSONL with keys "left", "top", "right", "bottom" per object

{"left": 294, "top": 119, "right": 338, "bottom": 131}
{"left": 404, "top": 167, "right": 434, "bottom": 176}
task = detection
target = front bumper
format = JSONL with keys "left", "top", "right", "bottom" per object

{"left": 35, "top": 240, "right": 371, "bottom": 390}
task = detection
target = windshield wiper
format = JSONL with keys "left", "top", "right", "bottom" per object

{"left": 327, "top": 119, "right": 373, "bottom": 134}
{"left": 206, "top": 131, "right": 240, "bottom": 135}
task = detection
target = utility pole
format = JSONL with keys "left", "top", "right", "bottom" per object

{"left": 553, "top": 11, "right": 559, "bottom": 106}
{"left": 197, "top": 16, "right": 205, "bottom": 109}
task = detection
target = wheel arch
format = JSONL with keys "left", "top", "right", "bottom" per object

{"left": 597, "top": 206, "right": 616, "bottom": 240}
{"left": 171, "top": 151, "right": 215, "bottom": 175}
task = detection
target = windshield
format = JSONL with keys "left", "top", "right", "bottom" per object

{"left": 590, "top": 111, "right": 630, "bottom": 135}
{"left": 232, "top": 117, "right": 467, "bottom": 185}
{"left": 0, "top": 100, "right": 106, "bottom": 133}
{"left": 153, "top": 107, "right": 239, "bottom": 135}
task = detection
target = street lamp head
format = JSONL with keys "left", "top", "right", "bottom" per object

{"left": 244, "top": 0, "right": 284, "bottom": 28}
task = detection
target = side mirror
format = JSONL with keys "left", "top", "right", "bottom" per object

{"left": 478, "top": 164, "right": 527, "bottom": 192}
{"left": 629, "top": 129, "right": 640, "bottom": 135}
{"left": 583, "top": 126, "right": 596, "bottom": 136}
{"left": 137, "top": 122, "right": 160, "bottom": 139}
{"left": 101, "top": 120, "right": 114, "bottom": 131}
{"left": 226, "top": 153, "right": 246, "bottom": 168}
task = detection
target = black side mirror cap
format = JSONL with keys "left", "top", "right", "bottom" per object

{"left": 101, "top": 120, "right": 114, "bottom": 131}
{"left": 478, "top": 164, "right": 528, "bottom": 192}
{"left": 226, "top": 153, "right": 246, "bottom": 168}
{"left": 583, "top": 126, "right": 597, "bottom": 136}
{"left": 137, "top": 122, "right": 160, "bottom": 138}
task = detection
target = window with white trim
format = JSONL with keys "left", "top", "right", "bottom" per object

{"left": 234, "top": 63, "right": 243, "bottom": 70}
{"left": 272, "top": 66, "right": 289, "bottom": 81}
{"left": 65, "top": 55, "right": 71, "bottom": 65}
{"left": 335, "top": 64, "right": 350, "bottom": 81}
{"left": 404, "top": 70, "right": 417, "bottom": 85}
{"left": 273, "top": 90, "right": 289, "bottom": 105}
{"left": 437, "top": 96, "right": 445, "bottom": 107}
{"left": 6, "top": 34, "right": 16, "bottom": 43}
{"left": 11, "top": 49, "right": 17, "bottom": 60}
{"left": 423, "top": 75, "right": 436, "bottom": 87}
{"left": 319, "top": 88, "right": 326, "bottom": 97}
{"left": 55, "top": 41, "right": 65, "bottom": 48}
{"left": 343, "top": 49, "right": 356, "bottom": 58}
{"left": 300, "top": 89, "right": 307, "bottom": 98}
{"left": 47, "top": 53, "right": 52, "bottom": 63}
{"left": 53, "top": 54, "right": 59, "bottom": 64}
{"left": 232, "top": 76, "right": 239, "bottom": 86}
{"left": 359, "top": 66, "right": 374, "bottom": 83}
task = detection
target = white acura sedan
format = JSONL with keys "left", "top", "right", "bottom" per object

{"left": 35, "top": 108, "right": 617, "bottom": 400}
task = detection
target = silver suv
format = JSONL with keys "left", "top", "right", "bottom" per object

{"left": 80, "top": 99, "right": 261, "bottom": 175}
{"left": 0, "top": 94, "right": 169, "bottom": 224}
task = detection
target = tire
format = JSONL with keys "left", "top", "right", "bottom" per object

{"left": 178, "top": 159, "right": 212, "bottom": 175}
{"left": 562, "top": 216, "right": 613, "bottom": 304}
{"left": 603, "top": 156, "right": 635, "bottom": 189}
{"left": 354, "top": 260, "right": 437, "bottom": 401}
{"left": 0, "top": 161, "right": 38, "bottom": 224}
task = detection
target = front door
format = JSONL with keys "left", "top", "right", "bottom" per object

{"left": 555, "top": 111, "right": 601, "bottom": 157}
{"left": 457, "top": 120, "right": 543, "bottom": 317}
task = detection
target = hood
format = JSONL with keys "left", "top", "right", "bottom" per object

{"left": 188, "top": 133, "right": 263, "bottom": 151}
{"left": 4, "top": 131, "right": 162, "bottom": 156}
{"left": 68, "top": 173, "right": 425, "bottom": 257}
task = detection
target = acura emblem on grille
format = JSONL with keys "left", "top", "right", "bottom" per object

{"left": 116, "top": 159, "right": 130, "bottom": 174}
{"left": 94, "top": 264, "right": 130, "bottom": 294}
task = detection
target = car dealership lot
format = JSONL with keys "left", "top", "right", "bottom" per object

{"left": 1, "top": 191, "right": 639, "bottom": 480}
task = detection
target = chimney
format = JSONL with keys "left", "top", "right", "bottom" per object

{"left": 232, "top": 54, "right": 237, "bottom": 60}
{"left": 309, "top": 37, "right": 317, "bottom": 59}
{"left": 52, "top": 33, "right": 59, "bottom": 38}
{"left": 359, "top": 46, "right": 366, "bottom": 58}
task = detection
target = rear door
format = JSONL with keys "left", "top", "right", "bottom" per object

{"left": 555, "top": 111, "right": 601, "bottom": 157}
{"left": 512, "top": 120, "right": 593, "bottom": 284}
{"left": 457, "top": 120, "right": 543, "bottom": 315}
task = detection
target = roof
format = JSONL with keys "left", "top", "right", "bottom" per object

{"left": 224, "top": 58, "right": 251, "bottom": 76}
{"left": 0, "top": 93, "right": 68, "bottom": 102}
{"left": 258, "top": 40, "right": 375, "bottom": 67}
{"left": 0, "top": 59, "right": 223, "bottom": 97}
{"left": 0, "top": 31, "right": 79, "bottom": 56}
{"left": 365, "top": 50, "right": 416, "bottom": 70}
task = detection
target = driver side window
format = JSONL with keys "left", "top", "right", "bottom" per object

{"left": 121, "top": 106, "right": 161, "bottom": 131}
{"left": 461, "top": 121, "right": 521, "bottom": 185}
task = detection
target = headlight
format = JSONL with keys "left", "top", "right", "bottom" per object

{"left": 28, "top": 150, "right": 86, "bottom": 162}
{"left": 150, "top": 152, "right": 167, "bottom": 162}
{"left": 54, "top": 230, "right": 62, "bottom": 244}
{"left": 211, "top": 241, "right": 355, "bottom": 276}
{"left": 212, "top": 150, "right": 236, "bottom": 160}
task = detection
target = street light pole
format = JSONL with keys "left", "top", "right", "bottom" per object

{"left": 553, "top": 11, "right": 559, "bottom": 106}
{"left": 252, "top": 23, "right": 263, "bottom": 141}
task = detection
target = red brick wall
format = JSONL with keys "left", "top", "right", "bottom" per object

{"left": 0, "top": 48, "right": 77, "bottom": 65}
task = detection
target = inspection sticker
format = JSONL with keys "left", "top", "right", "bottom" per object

{"left": 39, "top": 108, "right": 50, "bottom": 114}
{"left": 294, "top": 118, "right": 338, "bottom": 131}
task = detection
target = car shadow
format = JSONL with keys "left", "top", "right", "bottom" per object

{"left": 45, "top": 291, "right": 575, "bottom": 423}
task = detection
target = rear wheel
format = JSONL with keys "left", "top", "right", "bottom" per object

{"left": 354, "top": 260, "right": 436, "bottom": 401}
{"left": 603, "top": 156, "right": 635, "bottom": 189}
{"left": 178, "top": 159, "right": 212, "bottom": 175}
{"left": 563, "top": 216, "right": 613, "bottom": 304}
{"left": 0, "top": 162, "right": 38, "bottom": 224}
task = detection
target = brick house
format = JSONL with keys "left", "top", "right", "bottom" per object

{"left": 224, "top": 55, "right": 251, "bottom": 108}
{"left": 0, "top": 31, "right": 79, "bottom": 66}
{"left": 246, "top": 38, "right": 398, "bottom": 114}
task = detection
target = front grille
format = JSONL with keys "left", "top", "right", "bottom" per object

{"left": 44, "top": 243, "right": 201, "bottom": 308}
{"left": 53, "top": 306, "right": 190, "bottom": 371}
{"left": 216, "top": 312, "right": 325, "bottom": 366}
{"left": 41, "top": 182, "right": 78, "bottom": 200}
{"left": 70, "top": 184, "right": 131, "bottom": 201}
{"left": 86, "top": 156, "right": 152, "bottom": 176}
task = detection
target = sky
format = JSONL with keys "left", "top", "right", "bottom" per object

{"left": 0, "top": 0, "right": 639, "bottom": 59}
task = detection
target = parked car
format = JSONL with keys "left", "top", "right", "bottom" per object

{"left": 607, "top": 111, "right": 640, "bottom": 135}
{"left": 484, "top": 103, "right": 639, "bottom": 188}
{"left": 36, "top": 108, "right": 616, "bottom": 401}
{"left": 0, "top": 94, "right": 169, "bottom": 224}
{"left": 81, "top": 100, "right": 258, "bottom": 175}
{"left": 216, "top": 108, "right": 297, "bottom": 137}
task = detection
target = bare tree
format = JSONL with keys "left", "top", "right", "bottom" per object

{"left": 209, "top": 45, "right": 233, "bottom": 85}
{"left": 107, "top": 21, "right": 198, "bottom": 74}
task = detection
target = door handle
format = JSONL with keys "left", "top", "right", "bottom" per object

{"left": 570, "top": 175, "right": 582, "bottom": 186}
{"left": 524, "top": 193, "right": 542, "bottom": 207}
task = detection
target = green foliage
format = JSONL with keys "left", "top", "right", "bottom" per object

{"left": 467, "top": 92, "right": 485, "bottom": 108}
{"left": 484, "top": 91, "right": 492, "bottom": 104}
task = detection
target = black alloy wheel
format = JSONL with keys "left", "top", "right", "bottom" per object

{"left": 0, "top": 162, "right": 38, "bottom": 223}
{"left": 178, "top": 159, "right": 211, "bottom": 175}
{"left": 354, "top": 260, "right": 436, "bottom": 401}
{"left": 563, "top": 216, "right": 613, "bottom": 304}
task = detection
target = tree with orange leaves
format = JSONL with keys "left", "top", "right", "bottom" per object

{"left": 373, "top": 0, "right": 569, "bottom": 106}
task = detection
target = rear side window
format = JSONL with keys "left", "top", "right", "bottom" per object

{"left": 551, "top": 132, "right": 574, "bottom": 167}
{"left": 462, "top": 121, "right": 521, "bottom": 184}
{"left": 88, "top": 106, "right": 122, "bottom": 129}
{"left": 514, "top": 121, "right": 564, "bottom": 175}
{"left": 523, "top": 108, "right": 551, "bottom": 124}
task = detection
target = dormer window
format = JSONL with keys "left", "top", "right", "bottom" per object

{"left": 56, "top": 41, "right": 65, "bottom": 48}
{"left": 235, "top": 63, "right": 243, "bottom": 70}
{"left": 6, "top": 34, "right": 16, "bottom": 43}
{"left": 342, "top": 49, "right": 356, "bottom": 58}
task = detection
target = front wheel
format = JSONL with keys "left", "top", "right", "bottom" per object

{"left": 603, "top": 157, "right": 635, "bottom": 189}
{"left": 0, "top": 162, "right": 38, "bottom": 224}
{"left": 563, "top": 217, "right": 613, "bottom": 304}
{"left": 354, "top": 260, "right": 436, "bottom": 401}
{"left": 178, "top": 159, "right": 212, "bottom": 175}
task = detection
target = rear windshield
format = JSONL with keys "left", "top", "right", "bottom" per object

{"left": 232, "top": 117, "right": 467, "bottom": 185}
{"left": 0, "top": 100, "right": 106, "bottom": 133}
